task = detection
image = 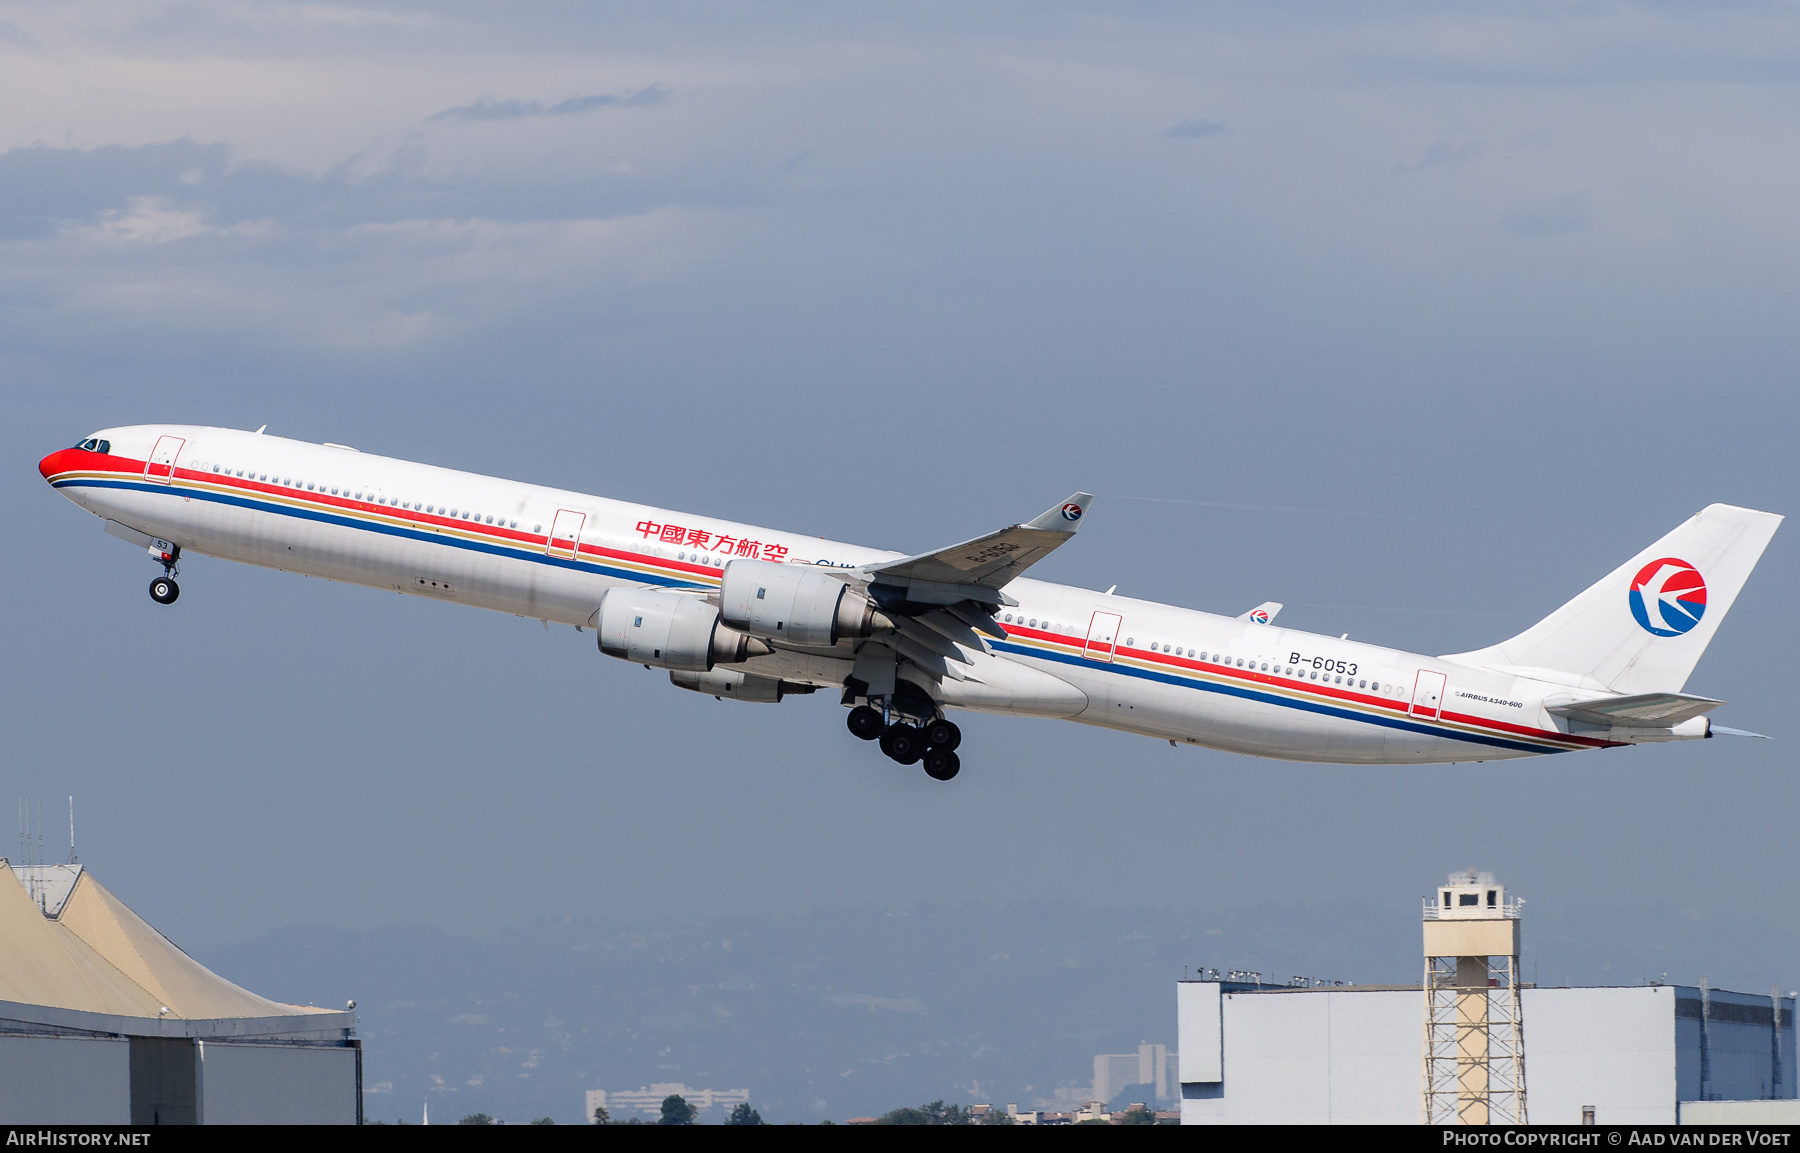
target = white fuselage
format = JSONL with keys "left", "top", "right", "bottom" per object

{"left": 42, "top": 425, "right": 1628, "bottom": 764}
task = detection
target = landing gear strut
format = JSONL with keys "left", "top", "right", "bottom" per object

{"left": 148, "top": 543, "right": 181, "bottom": 605}
{"left": 851, "top": 696, "right": 963, "bottom": 780}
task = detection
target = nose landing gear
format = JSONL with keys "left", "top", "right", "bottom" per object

{"left": 849, "top": 700, "right": 962, "bottom": 781}
{"left": 147, "top": 542, "right": 181, "bottom": 605}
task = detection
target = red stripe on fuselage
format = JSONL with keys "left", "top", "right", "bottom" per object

{"left": 1002, "top": 624, "right": 1609, "bottom": 749}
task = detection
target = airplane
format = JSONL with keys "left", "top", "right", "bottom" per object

{"left": 39, "top": 425, "right": 1782, "bottom": 780}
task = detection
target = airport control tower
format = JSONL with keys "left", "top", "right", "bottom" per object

{"left": 1423, "top": 871, "right": 1526, "bottom": 1125}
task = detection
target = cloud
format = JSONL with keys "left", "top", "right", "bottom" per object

{"left": 1396, "top": 141, "right": 1482, "bottom": 174}
{"left": 1164, "top": 119, "right": 1227, "bottom": 138}
{"left": 826, "top": 993, "right": 926, "bottom": 1014}
{"left": 1500, "top": 193, "right": 1591, "bottom": 237}
{"left": 429, "top": 85, "right": 670, "bottom": 123}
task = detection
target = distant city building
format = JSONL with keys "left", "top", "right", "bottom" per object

{"left": 1002, "top": 1101, "right": 1180, "bottom": 1125}
{"left": 586, "top": 1083, "right": 749, "bottom": 1121}
{"left": 1093, "top": 1043, "right": 1178, "bottom": 1103}
{"left": 1176, "top": 872, "right": 1797, "bottom": 1125}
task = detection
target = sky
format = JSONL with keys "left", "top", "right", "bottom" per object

{"left": 3, "top": 0, "right": 1799, "bottom": 1112}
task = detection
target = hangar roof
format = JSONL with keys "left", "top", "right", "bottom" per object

{"left": 0, "top": 860, "right": 335, "bottom": 1023}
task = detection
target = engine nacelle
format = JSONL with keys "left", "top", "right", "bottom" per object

{"left": 597, "top": 587, "right": 763, "bottom": 671}
{"left": 669, "top": 669, "right": 816, "bottom": 703}
{"left": 719, "top": 558, "right": 888, "bottom": 646}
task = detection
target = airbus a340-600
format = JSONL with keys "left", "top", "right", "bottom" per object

{"left": 40, "top": 426, "right": 1781, "bottom": 780}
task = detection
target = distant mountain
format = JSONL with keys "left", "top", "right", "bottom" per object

{"left": 200, "top": 900, "right": 1796, "bottom": 1124}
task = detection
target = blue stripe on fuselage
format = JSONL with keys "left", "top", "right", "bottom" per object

{"left": 991, "top": 639, "right": 1556, "bottom": 755}
{"left": 53, "top": 477, "right": 707, "bottom": 591}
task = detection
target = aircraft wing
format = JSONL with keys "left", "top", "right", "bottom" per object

{"left": 1237, "top": 601, "right": 1283, "bottom": 624}
{"left": 860, "top": 492, "right": 1094, "bottom": 598}
{"left": 1546, "top": 692, "right": 1724, "bottom": 728}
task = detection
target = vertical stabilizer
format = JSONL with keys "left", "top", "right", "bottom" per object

{"left": 1442, "top": 504, "right": 1781, "bottom": 695}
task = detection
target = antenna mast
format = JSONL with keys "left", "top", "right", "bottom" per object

{"left": 68, "top": 796, "right": 76, "bottom": 865}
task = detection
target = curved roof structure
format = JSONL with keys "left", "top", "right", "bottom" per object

{"left": 0, "top": 861, "right": 334, "bottom": 1023}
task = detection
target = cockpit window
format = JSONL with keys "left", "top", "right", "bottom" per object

{"left": 73, "top": 438, "right": 111, "bottom": 454}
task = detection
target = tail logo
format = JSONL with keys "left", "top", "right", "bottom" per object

{"left": 1061, "top": 503, "right": 1084, "bottom": 522}
{"left": 1629, "top": 557, "right": 1708, "bottom": 637}
{"left": 1248, "top": 609, "right": 1271, "bottom": 624}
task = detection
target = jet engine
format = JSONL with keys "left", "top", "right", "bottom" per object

{"left": 669, "top": 669, "right": 817, "bottom": 703}
{"left": 597, "top": 586, "right": 767, "bottom": 671}
{"left": 719, "top": 558, "right": 891, "bottom": 647}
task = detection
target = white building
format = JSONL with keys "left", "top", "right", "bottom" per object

{"left": 1177, "top": 872, "right": 1795, "bottom": 1125}
{"left": 586, "top": 1083, "right": 750, "bottom": 1121}
{"left": 0, "top": 861, "right": 361, "bottom": 1125}
{"left": 1179, "top": 980, "right": 1794, "bottom": 1124}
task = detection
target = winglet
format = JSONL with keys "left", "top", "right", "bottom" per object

{"left": 1023, "top": 493, "right": 1094, "bottom": 533}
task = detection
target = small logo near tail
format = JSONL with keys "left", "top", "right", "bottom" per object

{"left": 1629, "top": 557, "right": 1707, "bottom": 637}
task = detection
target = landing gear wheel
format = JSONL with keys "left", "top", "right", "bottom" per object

{"left": 923, "top": 719, "right": 961, "bottom": 751}
{"left": 923, "top": 749, "right": 961, "bottom": 781}
{"left": 149, "top": 577, "right": 180, "bottom": 605}
{"left": 847, "top": 706, "right": 884, "bottom": 741}
{"left": 879, "top": 725, "right": 924, "bottom": 765}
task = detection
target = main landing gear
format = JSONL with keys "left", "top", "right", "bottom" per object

{"left": 147, "top": 542, "right": 181, "bottom": 605}
{"left": 847, "top": 704, "right": 963, "bottom": 781}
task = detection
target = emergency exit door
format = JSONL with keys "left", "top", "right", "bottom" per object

{"left": 144, "top": 436, "right": 184, "bottom": 484}
{"left": 546, "top": 509, "right": 586, "bottom": 559}
{"left": 1084, "top": 612, "right": 1122, "bottom": 662}
{"left": 1410, "top": 670, "right": 1447, "bottom": 719}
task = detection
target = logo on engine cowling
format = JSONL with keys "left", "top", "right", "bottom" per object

{"left": 1061, "top": 503, "right": 1083, "bottom": 522}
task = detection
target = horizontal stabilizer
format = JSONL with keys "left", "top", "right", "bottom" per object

{"left": 863, "top": 492, "right": 1094, "bottom": 591}
{"left": 1547, "top": 692, "right": 1724, "bottom": 729}
{"left": 1237, "top": 601, "right": 1282, "bottom": 624}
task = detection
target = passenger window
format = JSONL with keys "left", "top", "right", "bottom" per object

{"left": 533, "top": 524, "right": 541, "bottom": 533}
{"left": 1125, "top": 638, "right": 1134, "bottom": 646}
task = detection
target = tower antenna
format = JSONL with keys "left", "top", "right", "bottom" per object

{"left": 68, "top": 796, "right": 76, "bottom": 865}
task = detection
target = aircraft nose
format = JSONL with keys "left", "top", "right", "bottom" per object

{"left": 40, "top": 447, "right": 82, "bottom": 482}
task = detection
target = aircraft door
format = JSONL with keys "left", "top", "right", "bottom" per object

{"left": 547, "top": 509, "right": 586, "bottom": 560}
{"left": 144, "top": 436, "right": 185, "bottom": 484}
{"left": 1410, "top": 670, "right": 1447, "bottom": 719}
{"left": 1084, "top": 612, "right": 1122, "bottom": 662}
